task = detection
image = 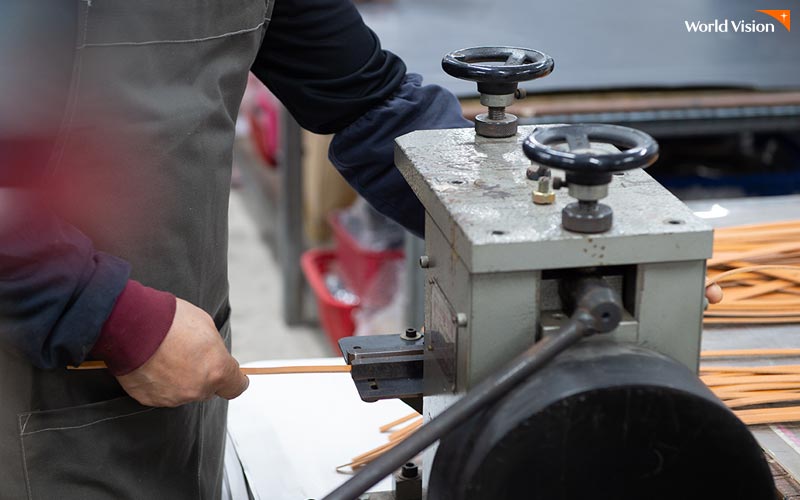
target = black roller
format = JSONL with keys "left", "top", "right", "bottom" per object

{"left": 429, "top": 341, "right": 774, "bottom": 500}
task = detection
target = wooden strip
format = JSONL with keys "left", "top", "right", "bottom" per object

{"left": 704, "top": 311, "right": 800, "bottom": 318}
{"left": 727, "top": 263, "right": 800, "bottom": 287}
{"left": 379, "top": 412, "right": 421, "bottom": 433}
{"left": 724, "top": 392, "right": 800, "bottom": 409}
{"left": 701, "top": 365, "right": 800, "bottom": 374}
{"left": 388, "top": 419, "right": 423, "bottom": 442}
{"left": 700, "top": 349, "right": 800, "bottom": 359}
{"left": 707, "top": 382, "right": 800, "bottom": 393}
{"left": 722, "top": 280, "right": 794, "bottom": 302}
{"left": 713, "top": 390, "right": 799, "bottom": 399}
{"left": 734, "top": 407, "right": 800, "bottom": 425}
{"left": 68, "top": 361, "right": 351, "bottom": 375}
{"left": 705, "top": 265, "right": 800, "bottom": 286}
{"left": 707, "top": 243, "right": 800, "bottom": 268}
{"left": 702, "top": 374, "right": 800, "bottom": 386}
{"left": 704, "top": 317, "right": 800, "bottom": 325}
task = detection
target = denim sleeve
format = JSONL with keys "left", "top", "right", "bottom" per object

{"left": 328, "top": 74, "right": 472, "bottom": 237}
{"left": 0, "top": 190, "right": 130, "bottom": 369}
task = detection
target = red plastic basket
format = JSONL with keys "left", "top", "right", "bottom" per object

{"left": 300, "top": 249, "right": 359, "bottom": 351}
{"left": 328, "top": 212, "right": 404, "bottom": 298}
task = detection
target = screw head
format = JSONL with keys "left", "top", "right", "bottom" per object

{"left": 419, "top": 255, "right": 431, "bottom": 268}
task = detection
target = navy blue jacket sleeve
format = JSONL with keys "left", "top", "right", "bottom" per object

{"left": 253, "top": 0, "right": 471, "bottom": 237}
{"left": 0, "top": 190, "right": 130, "bottom": 369}
{"left": 329, "top": 74, "right": 471, "bottom": 237}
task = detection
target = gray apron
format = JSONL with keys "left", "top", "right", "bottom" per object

{"left": 0, "top": 1, "right": 272, "bottom": 498}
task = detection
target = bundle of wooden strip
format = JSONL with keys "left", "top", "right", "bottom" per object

{"left": 343, "top": 351, "right": 800, "bottom": 469}
{"left": 701, "top": 349, "right": 800, "bottom": 424}
{"left": 336, "top": 412, "right": 422, "bottom": 474}
{"left": 705, "top": 220, "right": 800, "bottom": 325}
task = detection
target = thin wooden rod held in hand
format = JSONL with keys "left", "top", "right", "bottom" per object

{"left": 68, "top": 360, "right": 351, "bottom": 375}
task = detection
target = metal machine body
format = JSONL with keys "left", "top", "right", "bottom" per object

{"left": 327, "top": 47, "right": 764, "bottom": 500}
{"left": 393, "top": 124, "right": 713, "bottom": 484}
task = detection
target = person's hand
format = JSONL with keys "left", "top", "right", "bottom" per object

{"left": 116, "top": 298, "right": 249, "bottom": 407}
{"left": 705, "top": 283, "right": 723, "bottom": 305}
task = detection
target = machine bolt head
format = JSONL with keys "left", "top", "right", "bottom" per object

{"left": 401, "top": 328, "right": 422, "bottom": 341}
{"left": 454, "top": 313, "right": 468, "bottom": 327}
{"left": 401, "top": 462, "right": 419, "bottom": 478}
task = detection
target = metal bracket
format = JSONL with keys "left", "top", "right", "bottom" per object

{"left": 339, "top": 333, "right": 424, "bottom": 407}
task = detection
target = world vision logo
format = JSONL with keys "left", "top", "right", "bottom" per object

{"left": 685, "top": 9, "right": 790, "bottom": 33}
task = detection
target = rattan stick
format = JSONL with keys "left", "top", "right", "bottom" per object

{"left": 724, "top": 393, "right": 800, "bottom": 409}
{"left": 379, "top": 413, "right": 421, "bottom": 433}
{"left": 68, "top": 360, "right": 351, "bottom": 375}
{"left": 705, "top": 265, "right": 800, "bottom": 287}
{"left": 701, "top": 349, "right": 800, "bottom": 359}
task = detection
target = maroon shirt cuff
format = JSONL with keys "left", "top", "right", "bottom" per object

{"left": 90, "top": 280, "right": 177, "bottom": 376}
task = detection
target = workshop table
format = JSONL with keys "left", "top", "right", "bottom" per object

{"left": 227, "top": 358, "right": 414, "bottom": 499}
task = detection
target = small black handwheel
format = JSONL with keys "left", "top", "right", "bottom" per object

{"left": 442, "top": 46, "right": 554, "bottom": 138}
{"left": 522, "top": 124, "right": 660, "bottom": 234}
{"left": 522, "top": 124, "right": 659, "bottom": 185}
{"left": 442, "top": 46, "right": 554, "bottom": 95}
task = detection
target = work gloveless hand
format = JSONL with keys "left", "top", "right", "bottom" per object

{"left": 116, "top": 298, "right": 250, "bottom": 407}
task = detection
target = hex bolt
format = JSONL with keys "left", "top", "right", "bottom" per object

{"left": 419, "top": 255, "right": 431, "bottom": 269}
{"left": 401, "top": 328, "right": 422, "bottom": 341}
{"left": 402, "top": 462, "right": 419, "bottom": 479}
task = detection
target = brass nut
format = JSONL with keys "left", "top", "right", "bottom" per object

{"left": 533, "top": 191, "right": 555, "bottom": 205}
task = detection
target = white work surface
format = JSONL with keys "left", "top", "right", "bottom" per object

{"left": 227, "top": 358, "right": 414, "bottom": 499}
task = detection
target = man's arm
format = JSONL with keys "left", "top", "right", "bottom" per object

{"left": 0, "top": 189, "right": 248, "bottom": 404}
{"left": 251, "top": 0, "right": 471, "bottom": 237}
{"left": 0, "top": 189, "right": 130, "bottom": 368}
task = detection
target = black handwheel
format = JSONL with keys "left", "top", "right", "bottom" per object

{"left": 522, "top": 124, "right": 660, "bottom": 234}
{"left": 522, "top": 124, "right": 659, "bottom": 185}
{"left": 442, "top": 46, "right": 554, "bottom": 138}
{"left": 442, "top": 46, "right": 554, "bottom": 95}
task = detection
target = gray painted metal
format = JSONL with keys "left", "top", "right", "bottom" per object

{"left": 398, "top": 125, "right": 713, "bottom": 492}
{"left": 395, "top": 125, "right": 713, "bottom": 273}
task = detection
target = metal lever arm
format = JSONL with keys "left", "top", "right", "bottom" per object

{"left": 322, "top": 279, "right": 622, "bottom": 500}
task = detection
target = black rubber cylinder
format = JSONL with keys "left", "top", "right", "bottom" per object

{"left": 429, "top": 341, "right": 774, "bottom": 500}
